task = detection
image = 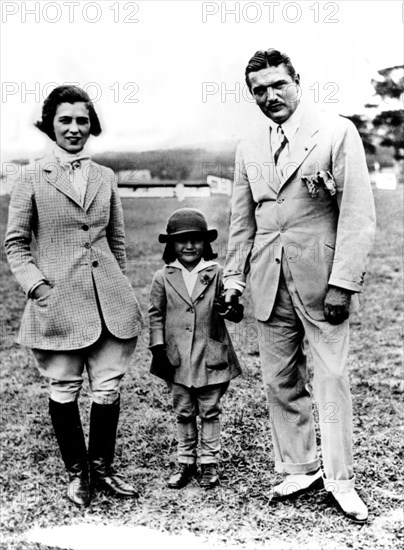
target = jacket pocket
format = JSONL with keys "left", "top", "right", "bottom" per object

{"left": 166, "top": 341, "right": 181, "bottom": 367}
{"left": 32, "top": 285, "right": 55, "bottom": 306}
{"left": 206, "top": 338, "right": 228, "bottom": 370}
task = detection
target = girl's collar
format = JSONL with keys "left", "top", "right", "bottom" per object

{"left": 169, "top": 259, "right": 218, "bottom": 273}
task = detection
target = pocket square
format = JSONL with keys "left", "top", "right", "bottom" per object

{"left": 318, "top": 170, "right": 337, "bottom": 196}
{"left": 302, "top": 171, "right": 337, "bottom": 198}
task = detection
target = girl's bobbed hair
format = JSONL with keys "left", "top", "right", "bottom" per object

{"left": 162, "top": 237, "right": 218, "bottom": 265}
{"left": 35, "top": 85, "right": 102, "bottom": 141}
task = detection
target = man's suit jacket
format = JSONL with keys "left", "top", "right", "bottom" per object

{"left": 224, "top": 105, "right": 376, "bottom": 321}
{"left": 5, "top": 155, "right": 143, "bottom": 350}
{"left": 148, "top": 264, "right": 241, "bottom": 388}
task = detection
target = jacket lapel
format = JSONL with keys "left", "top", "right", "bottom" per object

{"left": 252, "top": 126, "right": 280, "bottom": 195}
{"left": 165, "top": 268, "right": 193, "bottom": 306}
{"left": 42, "top": 156, "right": 83, "bottom": 208}
{"left": 278, "top": 109, "right": 320, "bottom": 190}
{"left": 191, "top": 266, "right": 217, "bottom": 302}
{"left": 83, "top": 162, "right": 104, "bottom": 212}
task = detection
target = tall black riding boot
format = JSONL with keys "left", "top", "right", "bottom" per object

{"left": 88, "top": 397, "right": 138, "bottom": 498}
{"left": 48, "top": 399, "right": 91, "bottom": 506}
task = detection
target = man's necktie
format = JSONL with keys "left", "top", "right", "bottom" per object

{"left": 274, "top": 125, "right": 288, "bottom": 165}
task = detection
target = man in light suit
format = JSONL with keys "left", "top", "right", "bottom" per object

{"left": 224, "top": 49, "right": 376, "bottom": 522}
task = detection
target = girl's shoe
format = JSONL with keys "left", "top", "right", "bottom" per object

{"left": 199, "top": 464, "right": 219, "bottom": 488}
{"left": 167, "top": 463, "right": 197, "bottom": 489}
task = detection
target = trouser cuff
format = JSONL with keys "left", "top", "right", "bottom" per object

{"left": 92, "top": 393, "right": 120, "bottom": 405}
{"left": 200, "top": 457, "right": 218, "bottom": 465}
{"left": 324, "top": 475, "right": 355, "bottom": 493}
{"left": 275, "top": 458, "right": 321, "bottom": 475}
{"left": 178, "top": 458, "right": 196, "bottom": 465}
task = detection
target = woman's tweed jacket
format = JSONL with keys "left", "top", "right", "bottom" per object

{"left": 5, "top": 155, "right": 143, "bottom": 350}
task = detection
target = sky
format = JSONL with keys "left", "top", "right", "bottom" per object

{"left": 1, "top": 0, "right": 403, "bottom": 159}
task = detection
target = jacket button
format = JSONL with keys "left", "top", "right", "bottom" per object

{"left": 277, "top": 198, "right": 284, "bottom": 204}
{"left": 187, "top": 307, "right": 194, "bottom": 313}
{"left": 84, "top": 242, "right": 91, "bottom": 249}
{"left": 81, "top": 224, "right": 89, "bottom": 231}
{"left": 280, "top": 228, "right": 285, "bottom": 233}
{"left": 275, "top": 258, "right": 281, "bottom": 264}
{"left": 92, "top": 261, "right": 99, "bottom": 267}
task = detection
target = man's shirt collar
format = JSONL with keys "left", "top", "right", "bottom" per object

{"left": 268, "top": 99, "right": 305, "bottom": 143}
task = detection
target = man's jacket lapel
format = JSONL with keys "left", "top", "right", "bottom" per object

{"left": 278, "top": 109, "right": 320, "bottom": 190}
{"left": 254, "top": 126, "right": 280, "bottom": 194}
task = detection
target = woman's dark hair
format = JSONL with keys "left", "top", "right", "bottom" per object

{"left": 35, "top": 85, "right": 102, "bottom": 140}
{"left": 245, "top": 48, "right": 296, "bottom": 91}
{"left": 162, "top": 238, "right": 218, "bottom": 265}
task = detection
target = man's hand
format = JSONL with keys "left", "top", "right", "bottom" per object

{"left": 214, "top": 292, "right": 244, "bottom": 323}
{"left": 324, "top": 286, "right": 352, "bottom": 325}
{"left": 32, "top": 283, "right": 52, "bottom": 299}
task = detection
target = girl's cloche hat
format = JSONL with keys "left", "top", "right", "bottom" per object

{"left": 159, "top": 208, "right": 218, "bottom": 243}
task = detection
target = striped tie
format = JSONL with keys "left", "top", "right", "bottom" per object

{"left": 274, "top": 125, "right": 288, "bottom": 165}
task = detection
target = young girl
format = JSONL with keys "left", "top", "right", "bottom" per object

{"left": 148, "top": 208, "right": 242, "bottom": 489}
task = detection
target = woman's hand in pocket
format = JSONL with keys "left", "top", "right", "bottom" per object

{"left": 32, "top": 283, "right": 52, "bottom": 299}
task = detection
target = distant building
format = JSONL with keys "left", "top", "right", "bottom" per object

{"left": 175, "top": 183, "right": 210, "bottom": 199}
{"left": 117, "top": 180, "right": 210, "bottom": 199}
{"left": 118, "top": 186, "right": 175, "bottom": 198}
{"left": 207, "top": 175, "right": 232, "bottom": 195}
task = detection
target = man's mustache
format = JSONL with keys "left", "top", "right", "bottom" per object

{"left": 266, "top": 101, "right": 284, "bottom": 109}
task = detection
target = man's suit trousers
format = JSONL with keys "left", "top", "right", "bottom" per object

{"left": 258, "top": 256, "right": 355, "bottom": 492}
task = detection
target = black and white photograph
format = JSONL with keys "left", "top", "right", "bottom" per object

{"left": 1, "top": 1, "right": 403, "bottom": 549}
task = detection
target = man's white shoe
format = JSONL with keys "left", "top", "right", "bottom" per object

{"left": 330, "top": 489, "right": 368, "bottom": 523}
{"left": 272, "top": 469, "right": 323, "bottom": 500}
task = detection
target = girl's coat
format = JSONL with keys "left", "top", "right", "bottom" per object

{"left": 149, "top": 263, "right": 241, "bottom": 388}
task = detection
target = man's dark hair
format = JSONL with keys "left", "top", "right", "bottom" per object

{"left": 245, "top": 48, "right": 297, "bottom": 91}
{"left": 35, "top": 85, "right": 102, "bottom": 140}
{"left": 162, "top": 239, "right": 218, "bottom": 265}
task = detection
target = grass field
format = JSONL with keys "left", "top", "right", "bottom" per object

{"left": 0, "top": 189, "right": 403, "bottom": 550}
